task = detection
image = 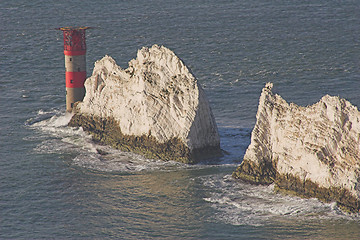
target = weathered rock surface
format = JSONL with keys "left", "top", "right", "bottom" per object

{"left": 233, "top": 83, "right": 360, "bottom": 213}
{"left": 69, "top": 45, "right": 220, "bottom": 163}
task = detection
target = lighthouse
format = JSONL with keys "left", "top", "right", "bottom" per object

{"left": 57, "top": 27, "right": 90, "bottom": 112}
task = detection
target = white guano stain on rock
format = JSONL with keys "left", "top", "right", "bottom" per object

{"left": 74, "top": 44, "right": 220, "bottom": 152}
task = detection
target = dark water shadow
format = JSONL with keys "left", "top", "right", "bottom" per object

{"left": 198, "top": 127, "right": 252, "bottom": 165}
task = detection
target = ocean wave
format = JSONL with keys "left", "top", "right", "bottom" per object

{"left": 72, "top": 146, "right": 188, "bottom": 173}
{"left": 202, "top": 174, "right": 360, "bottom": 226}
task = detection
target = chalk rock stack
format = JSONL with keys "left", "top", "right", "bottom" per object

{"left": 69, "top": 45, "right": 220, "bottom": 163}
{"left": 233, "top": 83, "right": 360, "bottom": 213}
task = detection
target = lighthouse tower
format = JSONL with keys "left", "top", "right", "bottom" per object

{"left": 57, "top": 27, "right": 90, "bottom": 112}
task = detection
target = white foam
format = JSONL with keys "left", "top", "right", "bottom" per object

{"left": 32, "top": 111, "right": 72, "bottom": 128}
{"left": 28, "top": 109, "right": 191, "bottom": 173}
{"left": 71, "top": 148, "right": 185, "bottom": 173}
{"left": 202, "top": 174, "right": 360, "bottom": 226}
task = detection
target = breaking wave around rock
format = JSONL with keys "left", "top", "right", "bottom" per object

{"left": 27, "top": 109, "right": 191, "bottom": 173}
{"left": 203, "top": 174, "right": 360, "bottom": 227}
{"left": 26, "top": 109, "right": 360, "bottom": 229}
{"left": 26, "top": 109, "right": 245, "bottom": 173}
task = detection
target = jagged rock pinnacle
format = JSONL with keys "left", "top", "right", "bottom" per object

{"left": 233, "top": 83, "right": 360, "bottom": 213}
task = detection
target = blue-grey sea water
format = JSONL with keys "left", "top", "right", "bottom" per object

{"left": 1, "top": 0, "right": 360, "bottom": 239}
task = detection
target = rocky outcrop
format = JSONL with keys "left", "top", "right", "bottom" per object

{"left": 233, "top": 83, "right": 360, "bottom": 213}
{"left": 69, "top": 45, "right": 220, "bottom": 163}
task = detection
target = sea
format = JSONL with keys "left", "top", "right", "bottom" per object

{"left": 1, "top": 0, "right": 360, "bottom": 239}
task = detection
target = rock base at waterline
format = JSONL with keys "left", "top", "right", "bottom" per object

{"left": 69, "top": 114, "right": 220, "bottom": 164}
{"left": 233, "top": 160, "right": 360, "bottom": 213}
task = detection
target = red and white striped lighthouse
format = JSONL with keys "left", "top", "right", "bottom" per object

{"left": 57, "top": 27, "right": 90, "bottom": 112}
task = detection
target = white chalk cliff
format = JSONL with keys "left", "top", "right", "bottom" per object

{"left": 69, "top": 45, "right": 220, "bottom": 163}
{"left": 233, "top": 83, "right": 360, "bottom": 212}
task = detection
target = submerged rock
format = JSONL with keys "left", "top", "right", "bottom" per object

{"left": 233, "top": 83, "right": 360, "bottom": 213}
{"left": 69, "top": 45, "right": 220, "bottom": 163}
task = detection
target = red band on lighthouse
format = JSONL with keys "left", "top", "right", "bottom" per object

{"left": 66, "top": 71, "right": 86, "bottom": 88}
{"left": 64, "top": 50, "right": 86, "bottom": 56}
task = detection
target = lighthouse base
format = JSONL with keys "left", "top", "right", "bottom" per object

{"left": 66, "top": 87, "right": 85, "bottom": 112}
